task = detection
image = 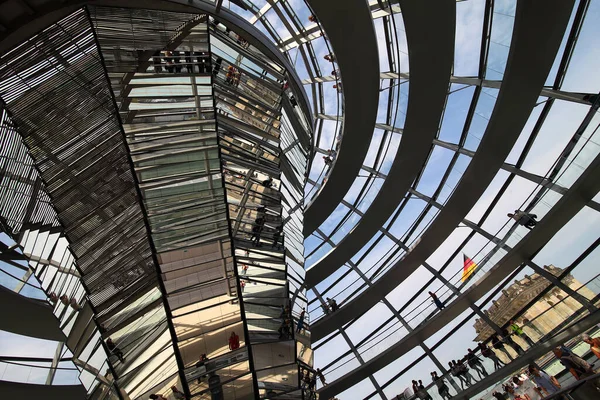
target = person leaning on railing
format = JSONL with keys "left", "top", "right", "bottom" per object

{"left": 581, "top": 333, "right": 600, "bottom": 360}
{"left": 509, "top": 319, "right": 536, "bottom": 348}
{"left": 552, "top": 346, "right": 595, "bottom": 382}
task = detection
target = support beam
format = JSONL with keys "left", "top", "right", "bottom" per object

{"left": 303, "top": 0, "right": 380, "bottom": 235}
{"left": 319, "top": 119, "right": 599, "bottom": 399}
{"left": 0, "top": 381, "right": 87, "bottom": 400}
{"left": 304, "top": 0, "right": 456, "bottom": 286}
{"left": 306, "top": 73, "right": 592, "bottom": 104}
{"left": 0, "top": 285, "right": 64, "bottom": 341}
{"left": 45, "top": 342, "right": 64, "bottom": 385}
{"left": 310, "top": 0, "right": 576, "bottom": 342}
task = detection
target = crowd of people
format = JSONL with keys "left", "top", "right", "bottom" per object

{"left": 278, "top": 305, "right": 310, "bottom": 339}
{"left": 301, "top": 368, "right": 326, "bottom": 399}
{"left": 152, "top": 50, "right": 210, "bottom": 74}
{"left": 225, "top": 65, "right": 242, "bottom": 87}
{"left": 322, "top": 297, "right": 339, "bottom": 314}
{"left": 242, "top": 179, "right": 284, "bottom": 249}
{"left": 407, "top": 330, "right": 600, "bottom": 400}
{"left": 49, "top": 292, "right": 82, "bottom": 310}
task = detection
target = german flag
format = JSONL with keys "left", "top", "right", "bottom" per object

{"left": 462, "top": 254, "right": 478, "bottom": 282}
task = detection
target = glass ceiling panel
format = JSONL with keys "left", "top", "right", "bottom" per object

{"left": 438, "top": 85, "right": 476, "bottom": 144}
{"left": 559, "top": 0, "right": 600, "bottom": 92}
{"left": 415, "top": 145, "right": 455, "bottom": 197}
{"left": 521, "top": 100, "right": 591, "bottom": 175}
{"left": 485, "top": 0, "right": 516, "bottom": 79}
{"left": 453, "top": 0, "right": 485, "bottom": 76}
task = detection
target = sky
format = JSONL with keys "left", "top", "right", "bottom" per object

{"left": 2, "top": 0, "right": 600, "bottom": 398}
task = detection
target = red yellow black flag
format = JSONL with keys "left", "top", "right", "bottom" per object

{"left": 462, "top": 254, "right": 478, "bottom": 282}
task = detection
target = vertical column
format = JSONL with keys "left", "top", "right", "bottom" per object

{"left": 210, "top": 19, "right": 311, "bottom": 399}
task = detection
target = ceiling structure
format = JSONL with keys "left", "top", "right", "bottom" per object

{"left": 1, "top": 0, "right": 600, "bottom": 399}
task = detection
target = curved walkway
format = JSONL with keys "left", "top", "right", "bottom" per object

{"left": 310, "top": 0, "right": 575, "bottom": 341}
{"left": 0, "top": 0, "right": 312, "bottom": 123}
{"left": 304, "top": 0, "right": 456, "bottom": 288}
{"left": 319, "top": 133, "right": 599, "bottom": 399}
{"left": 456, "top": 310, "right": 600, "bottom": 399}
{"left": 0, "top": 381, "right": 86, "bottom": 399}
{"left": 0, "top": 286, "right": 64, "bottom": 342}
{"left": 302, "top": 0, "right": 380, "bottom": 235}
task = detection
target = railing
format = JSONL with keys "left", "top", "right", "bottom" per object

{"left": 0, "top": 359, "right": 79, "bottom": 385}
{"left": 408, "top": 285, "right": 600, "bottom": 400}
{"left": 321, "top": 272, "right": 600, "bottom": 388}
{"left": 542, "top": 371, "right": 600, "bottom": 399}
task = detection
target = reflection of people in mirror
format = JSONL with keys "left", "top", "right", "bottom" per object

{"left": 229, "top": 332, "right": 240, "bottom": 350}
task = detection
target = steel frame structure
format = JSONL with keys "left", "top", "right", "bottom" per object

{"left": 1, "top": 0, "right": 600, "bottom": 399}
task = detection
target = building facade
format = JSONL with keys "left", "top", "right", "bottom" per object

{"left": 474, "top": 265, "right": 597, "bottom": 360}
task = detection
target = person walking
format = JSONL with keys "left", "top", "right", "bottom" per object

{"left": 528, "top": 364, "right": 560, "bottom": 397}
{"left": 296, "top": 308, "right": 306, "bottom": 333}
{"left": 228, "top": 332, "right": 240, "bottom": 351}
{"left": 316, "top": 368, "right": 326, "bottom": 386}
{"left": 492, "top": 391, "right": 508, "bottom": 400}
{"left": 302, "top": 369, "right": 311, "bottom": 391}
{"left": 262, "top": 177, "right": 274, "bottom": 188}
{"left": 552, "top": 346, "right": 595, "bottom": 380}
{"left": 502, "top": 329, "right": 525, "bottom": 355}
{"left": 418, "top": 380, "right": 433, "bottom": 400}
{"left": 479, "top": 342, "right": 504, "bottom": 370}
{"left": 278, "top": 317, "right": 291, "bottom": 339}
{"left": 457, "top": 359, "right": 475, "bottom": 385}
{"left": 412, "top": 380, "right": 431, "bottom": 400}
{"left": 509, "top": 320, "right": 535, "bottom": 348}
{"left": 195, "top": 354, "right": 208, "bottom": 383}
{"left": 466, "top": 348, "right": 488, "bottom": 379}
{"left": 327, "top": 297, "right": 338, "bottom": 312}
{"left": 512, "top": 375, "right": 542, "bottom": 400}
{"left": 449, "top": 361, "right": 469, "bottom": 389}
{"left": 503, "top": 384, "right": 517, "bottom": 400}
{"left": 250, "top": 224, "right": 262, "bottom": 246}
{"left": 492, "top": 335, "right": 513, "bottom": 362}
{"left": 106, "top": 338, "right": 125, "bottom": 362}
{"left": 508, "top": 211, "right": 538, "bottom": 230}
{"left": 272, "top": 224, "right": 283, "bottom": 248}
{"left": 171, "top": 386, "right": 186, "bottom": 400}
{"left": 431, "top": 371, "right": 452, "bottom": 400}
{"left": 429, "top": 291, "right": 445, "bottom": 310}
